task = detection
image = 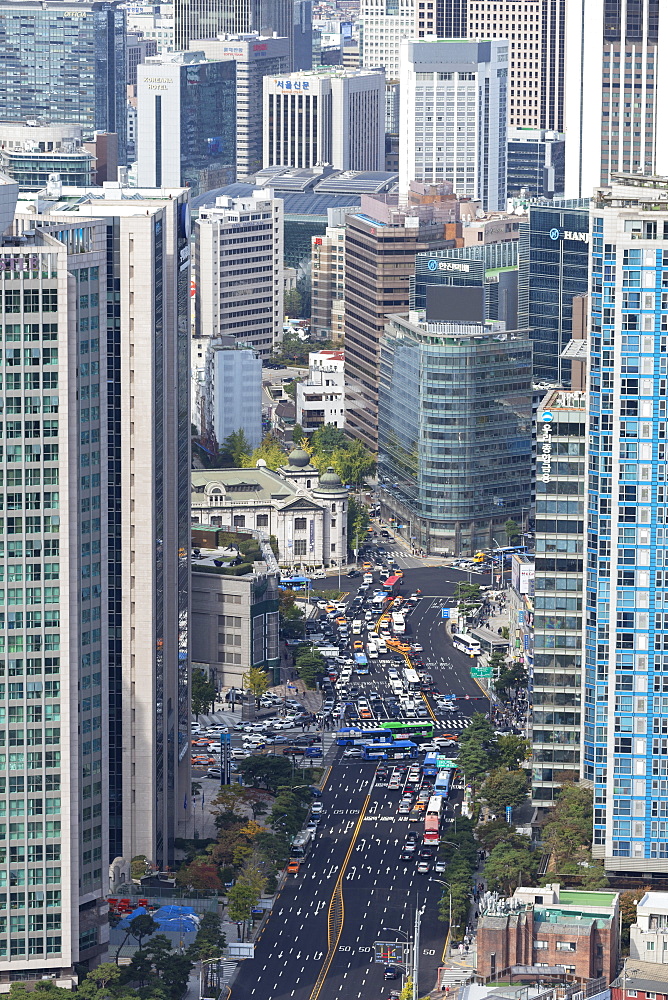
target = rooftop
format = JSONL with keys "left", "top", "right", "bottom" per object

{"left": 559, "top": 890, "right": 617, "bottom": 908}
{"left": 192, "top": 467, "right": 298, "bottom": 504}
{"left": 611, "top": 961, "right": 668, "bottom": 992}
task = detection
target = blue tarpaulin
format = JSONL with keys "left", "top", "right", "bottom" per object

{"left": 118, "top": 905, "right": 200, "bottom": 933}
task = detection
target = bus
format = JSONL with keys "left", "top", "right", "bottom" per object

{"left": 382, "top": 574, "right": 402, "bottom": 597}
{"left": 371, "top": 592, "right": 389, "bottom": 613}
{"left": 391, "top": 611, "right": 406, "bottom": 635}
{"left": 422, "top": 752, "right": 439, "bottom": 778}
{"left": 452, "top": 633, "right": 482, "bottom": 657}
{"left": 354, "top": 652, "right": 370, "bottom": 674}
{"left": 362, "top": 740, "right": 418, "bottom": 761}
{"left": 279, "top": 576, "right": 311, "bottom": 592}
{"left": 290, "top": 829, "right": 313, "bottom": 859}
{"left": 381, "top": 720, "right": 434, "bottom": 740}
{"left": 335, "top": 727, "right": 393, "bottom": 746}
{"left": 424, "top": 795, "right": 445, "bottom": 844}
{"left": 402, "top": 667, "right": 421, "bottom": 692}
{"left": 434, "top": 768, "right": 455, "bottom": 798}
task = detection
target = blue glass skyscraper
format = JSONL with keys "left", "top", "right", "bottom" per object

{"left": 584, "top": 175, "right": 668, "bottom": 876}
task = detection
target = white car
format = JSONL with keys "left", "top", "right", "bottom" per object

{"left": 231, "top": 748, "right": 250, "bottom": 760}
{"left": 311, "top": 801, "right": 323, "bottom": 815}
{"left": 343, "top": 747, "right": 362, "bottom": 757}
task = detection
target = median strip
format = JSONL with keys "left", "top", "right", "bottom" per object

{"left": 308, "top": 794, "right": 370, "bottom": 1000}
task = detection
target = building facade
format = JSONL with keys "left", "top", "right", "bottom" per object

{"left": 0, "top": 0, "right": 127, "bottom": 163}
{"left": 263, "top": 69, "right": 385, "bottom": 172}
{"left": 532, "top": 389, "right": 586, "bottom": 805}
{"left": 0, "top": 179, "right": 192, "bottom": 975}
{"left": 191, "top": 455, "right": 348, "bottom": 569}
{"left": 507, "top": 128, "right": 565, "bottom": 201}
{"left": 200, "top": 338, "right": 263, "bottom": 452}
{"left": 398, "top": 38, "right": 508, "bottom": 212}
{"left": 136, "top": 52, "right": 236, "bottom": 196}
{"left": 565, "top": 0, "right": 667, "bottom": 198}
{"left": 0, "top": 122, "right": 95, "bottom": 191}
{"left": 359, "top": 0, "right": 415, "bottom": 81}
{"left": 377, "top": 311, "right": 533, "bottom": 555}
{"left": 175, "top": 0, "right": 293, "bottom": 64}
{"left": 583, "top": 175, "right": 668, "bottom": 875}
{"left": 189, "top": 34, "right": 290, "bottom": 179}
{"left": 191, "top": 534, "right": 280, "bottom": 688}
{"left": 466, "top": 0, "right": 565, "bottom": 132}
{"left": 343, "top": 196, "right": 457, "bottom": 451}
{"left": 296, "top": 350, "right": 346, "bottom": 433}
{"left": 519, "top": 199, "right": 590, "bottom": 384}
{"left": 630, "top": 892, "right": 668, "bottom": 962}
{"left": 194, "top": 194, "right": 284, "bottom": 358}
{"left": 310, "top": 222, "right": 346, "bottom": 343}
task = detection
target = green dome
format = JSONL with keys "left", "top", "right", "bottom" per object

{"left": 288, "top": 448, "right": 311, "bottom": 468}
{"left": 318, "top": 466, "right": 344, "bottom": 490}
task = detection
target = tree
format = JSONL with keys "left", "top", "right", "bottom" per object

{"left": 236, "top": 755, "right": 293, "bottom": 794}
{"left": 311, "top": 424, "right": 346, "bottom": 456}
{"left": 496, "top": 734, "right": 531, "bottom": 770}
{"left": 295, "top": 650, "right": 326, "bottom": 689}
{"left": 227, "top": 882, "right": 258, "bottom": 926}
{"left": 347, "top": 496, "right": 370, "bottom": 553}
{"left": 504, "top": 518, "right": 521, "bottom": 544}
{"left": 496, "top": 663, "right": 528, "bottom": 700}
{"left": 483, "top": 843, "right": 538, "bottom": 895}
{"left": 284, "top": 288, "right": 302, "bottom": 318}
{"left": 541, "top": 783, "right": 594, "bottom": 865}
{"left": 240, "top": 434, "right": 288, "bottom": 472}
{"left": 292, "top": 423, "right": 304, "bottom": 444}
{"left": 221, "top": 429, "right": 251, "bottom": 467}
{"left": 481, "top": 768, "right": 529, "bottom": 815}
{"left": 243, "top": 667, "right": 270, "bottom": 707}
{"left": 477, "top": 819, "right": 532, "bottom": 853}
{"left": 128, "top": 914, "right": 160, "bottom": 951}
{"left": 77, "top": 963, "right": 135, "bottom": 1000}
{"left": 190, "top": 910, "right": 226, "bottom": 961}
{"left": 174, "top": 859, "right": 224, "bottom": 894}
{"left": 331, "top": 439, "right": 376, "bottom": 486}
{"left": 191, "top": 668, "right": 216, "bottom": 718}
{"left": 454, "top": 582, "right": 482, "bottom": 604}
{"left": 279, "top": 589, "right": 304, "bottom": 621}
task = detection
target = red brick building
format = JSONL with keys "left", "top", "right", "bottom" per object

{"left": 476, "top": 885, "right": 620, "bottom": 985}
{"left": 611, "top": 960, "right": 668, "bottom": 1000}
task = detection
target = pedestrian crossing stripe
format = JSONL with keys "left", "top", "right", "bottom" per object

{"left": 338, "top": 717, "right": 468, "bottom": 732}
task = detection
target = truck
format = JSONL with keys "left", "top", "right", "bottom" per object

{"left": 366, "top": 640, "right": 379, "bottom": 660}
{"left": 391, "top": 611, "right": 406, "bottom": 635}
{"left": 376, "top": 635, "right": 387, "bottom": 654}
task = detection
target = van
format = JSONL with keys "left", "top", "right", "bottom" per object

{"left": 351, "top": 620, "right": 363, "bottom": 635}
{"left": 366, "top": 643, "right": 379, "bottom": 660}
{"left": 376, "top": 636, "right": 387, "bottom": 654}
{"left": 363, "top": 573, "right": 373, "bottom": 585}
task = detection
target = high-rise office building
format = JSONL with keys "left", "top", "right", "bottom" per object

{"left": 378, "top": 312, "right": 533, "bottom": 555}
{"left": 518, "top": 200, "right": 590, "bottom": 384}
{"left": 415, "top": 0, "right": 466, "bottom": 39}
{"left": 293, "top": 0, "right": 313, "bottom": 70}
{"left": 532, "top": 388, "right": 586, "bottom": 805}
{"left": 0, "top": 0, "right": 127, "bottom": 164}
{"left": 359, "top": 0, "right": 415, "bottom": 81}
{"left": 398, "top": 38, "right": 508, "bottom": 211}
{"left": 0, "top": 176, "right": 191, "bottom": 977}
{"left": 199, "top": 338, "right": 263, "bottom": 451}
{"left": 507, "top": 128, "right": 565, "bottom": 201}
{"left": 344, "top": 193, "right": 460, "bottom": 450}
{"left": 137, "top": 52, "right": 236, "bottom": 195}
{"left": 195, "top": 194, "right": 284, "bottom": 358}
{"left": 583, "top": 174, "right": 668, "bottom": 876}
{"left": 466, "top": 0, "right": 565, "bottom": 132}
{"left": 311, "top": 222, "right": 346, "bottom": 344}
{"left": 175, "top": 0, "right": 293, "bottom": 63}
{"left": 565, "top": 0, "right": 667, "bottom": 198}
{"left": 190, "top": 34, "right": 290, "bottom": 179}
{"left": 263, "top": 69, "right": 385, "bottom": 172}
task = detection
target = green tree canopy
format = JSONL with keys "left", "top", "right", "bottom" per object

{"left": 347, "top": 496, "right": 370, "bottom": 553}
{"left": 496, "top": 734, "right": 531, "bottom": 770}
{"left": 483, "top": 842, "right": 538, "bottom": 895}
{"left": 236, "top": 755, "right": 293, "bottom": 794}
{"left": 504, "top": 518, "right": 521, "bottom": 544}
{"left": 540, "top": 783, "right": 594, "bottom": 865}
{"left": 481, "top": 768, "right": 529, "bottom": 815}
{"left": 221, "top": 429, "right": 251, "bottom": 467}
{"left": 191, "top": 668, "right": 216, "bottom": 718}
{"left": 189, "top": 910, "right": 226, "bottom": 961}
{"left": 279, "top": 589, "right": 304, "bottom": 621}
{"left": 241, "top": 434, "right": 288, "bottom": 472}
{"left": 295, "top": 649, "right": 326, "bottom": 689}
{"left": 477, "top": 819, "right": 532, "bottom": 854}
{"left": 243, "top": 667, "right": 270, "bottom": 706}
{"left": 311, "top": 424, "right": 347, "bottom": 456}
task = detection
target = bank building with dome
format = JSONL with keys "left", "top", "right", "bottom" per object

{"left": 191, "top": 449, "right": 348, "bottom": 568}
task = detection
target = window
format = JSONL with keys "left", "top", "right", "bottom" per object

{"left": 233, "top": 515, "right": 245, "bottom": 528}
{"left": 556, "top": 942, "right": 577, "bottom": 952}
{"left": 294, "top": 518, "right": 307, "bottom": 530}
{"left": 293, "top": 539, "right": 307, "bottom": 556}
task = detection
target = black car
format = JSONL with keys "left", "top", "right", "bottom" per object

{"left": 405, "top": 831, "right": 419, "bottom": 843}
{"left": 346, "top": 569, "right": 361, "bottom": 578}
{"left": 388, "top": 704, "right": 402, "bottom": 718}
{"left": 399, "top": 849, "right": 413, "bottom": 861}
{"left": 283, "top": 746, "right": 306, "bottom": 756}
{"left": 419, "top": 846, "right": 434, "bottom": 859}
{"left": 384, "top": 966, "right": 400, "bottom": 981}
{"left": 376, "top": 766, "right": 389, "bottom": 780}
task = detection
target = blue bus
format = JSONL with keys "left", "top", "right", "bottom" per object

{"left": 434, "top": 768, "right": 455, "bottom": 798}
{"left": 336, "top": 727, "right": 393, "bottom": 747}
{"left": 423, "top": 753, "right": 439, "bottom": 778}
{"left": 362, "top": 740, "right": 418, "bottom": 760}
{"left": 279, "top": 576, "right": 310, "bottom": 592}
{"left": 354, "top": 652, "right": 370, "bottom": 675}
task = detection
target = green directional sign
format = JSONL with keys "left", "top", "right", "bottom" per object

{"left": 470, "top": 665, "right": 493, "bottom": 679}
{"left": 436, "top": 756, "right": 457, "bottom": 770}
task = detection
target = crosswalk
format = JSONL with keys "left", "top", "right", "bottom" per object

{"left": 335, "top": 716, "right": 468, "bottom": 732}
{"left": 439, "top": 967, "right": 475, "bottom": 988}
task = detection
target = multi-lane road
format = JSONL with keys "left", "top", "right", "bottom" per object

{"left": 228, "top": 561, "right": 487, "bottom": 1000}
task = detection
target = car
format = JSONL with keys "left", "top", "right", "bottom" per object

{"left": 384, "top": 966, "right": 400, "bottom": 981}
{"left": 411, "top": 643, "right": 423, "bottom": 652}
{"left": 403, "top": 839, "right": 417, "bottom": 853}
{"left": 343, "top": 747, "right": 362, "bottom": 757}
{"left": 434, "top": 859, "right": 447, "bottom": 873}
{"left": 399, "top": 849, "right": 413, "bottom": 861}
{"left": 417, "top": 860, "right": 431, "bottom": 874}
{"left": 282, "top": 746, "right": 306, "bottom": 756}
{"left": 346, "top": 569, "right": 361, "bottom": 578}
{"left": 376, "top": 766, "right": 389, "bottom": 780}
{"left": 192, "top": 755, "right": 215, "bottom": 766}
{"left": 359, "top": 708, "right": 373, "bottom": 720}
{"left": 397, "top": 801, "right": 411, "bottom": 815}
{"left": 419, "top": 847, "right": 434, "bottom": 860}
{"left": 305, "top": 746, "right": 323, "bottom": 757}
{"left": 230, "top": 748, "right": 250, "bottom": 760}
{"left": 388, "top": 775, "right": 401, "bottom": 789}
{"left": 206, "top": 767, "right": 223, "bottom": 778}
{"left": 306, "top": 819, "right": 319, "bottom": 833}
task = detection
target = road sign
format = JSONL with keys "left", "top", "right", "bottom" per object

{"left": 441, "top": 608, "right": 452, "bottom": 619}
{"left": 436, "top": 756, "right": 457, "bottom": 770}
{"left": 374, "top": 941, "right": 408, "bottom": 965}
{"left": 470, "top": 665, "right": 493, "bottom": 679}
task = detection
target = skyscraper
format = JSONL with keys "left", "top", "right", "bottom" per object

{"left": 175, "top": 0, "right": 293, "bottom": 63}
{"left": 0, "top": 0, "right": 127, "bottom": 164}
{"left": 398, "top": 38, "right": 508, "bottom": 211}
{"left": 359, "top": 0, "right": 415, "bottom": 81}
{"left": 565, "top": 0, "right": 667, "bottom": 198}
{"left": 137, "top": 52, "right": 236, "bottom": 195}
{"left": 584, "top": 174, "right": 668, "bottom": 876}
{"left": 0, "top": 178, "right": 192, "bottom": 980}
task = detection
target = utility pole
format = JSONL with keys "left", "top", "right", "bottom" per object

{"left": 412, "top": 896, "right": 425, "bottom": 1000}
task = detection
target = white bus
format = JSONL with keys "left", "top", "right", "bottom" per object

{"left": 452, "top": 633, "right": 482, "bottom": 657}
{"left": 391, "top": 611, "right": 406, "bottom": 635}
{"left": 402, "top": 667, "right": 421, "bottom": 692}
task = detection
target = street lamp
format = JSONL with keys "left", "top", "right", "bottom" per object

{"left": 431, "top": 878, "right": 453, "bottom": 950}
{"left": 492, "top": 537, "right": 504, "bottom": 590}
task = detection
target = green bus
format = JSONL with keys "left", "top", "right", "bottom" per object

{"left": 380, "top": 720, "right": 434, "bottom": 740}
